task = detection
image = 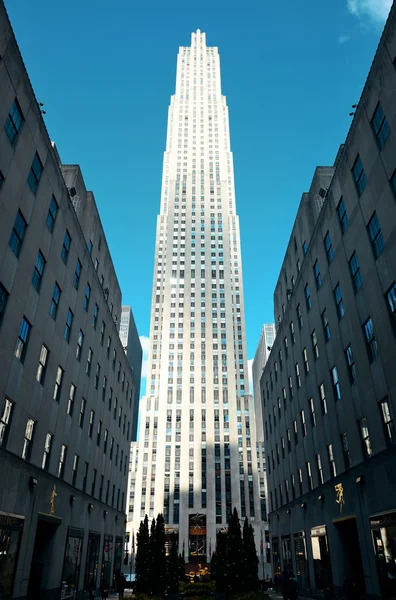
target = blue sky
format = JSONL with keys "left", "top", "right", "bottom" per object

{"left": 5, "top": 0, "right": 391, "bottom": 394}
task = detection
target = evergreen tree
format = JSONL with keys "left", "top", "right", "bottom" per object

{"left": 153, "top": 513, "right": 167, "bottom": 597}
{"left": 147, "top": 517, "right": 156, "bottom": 595}
{"left": 136, "top": 515, "right": 150, "bottom": 593}
{"left": 214, "top": 531, "right": 228, "bottom": 593}
{"left": 227, "top": 508, "right": 244, "bottom": 594}
{"left": 242, "top": 518, "right": 259, "bottom": 591}
{"left": 167, "top": 532, "right": 181, "bottom": 592}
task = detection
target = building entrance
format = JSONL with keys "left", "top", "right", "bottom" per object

{"left": 27, "top": 515, "right": 61, "bottom": 599}
{"left": 334, "top": 517, "right": 365, "bottom": 596}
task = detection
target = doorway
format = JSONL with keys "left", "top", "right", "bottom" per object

{"left": 27, "top": 517, "right": 59, "bottom": 599}
{"left": 334, "top": 517, "right": 365, "bottom": 596}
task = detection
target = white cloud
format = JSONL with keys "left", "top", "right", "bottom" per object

{"left": 247, "top": 358, "right": 254, "bottom": 395}
{"left": 337, "top": 34, "right": 351, "bottom": 43}
{"left": 139, "top": 334, "right": 150, "bottom": 380}
{"left": 347, "top": 0, "right": 392, "bottom": 23}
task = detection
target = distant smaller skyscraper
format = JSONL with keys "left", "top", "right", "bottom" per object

{"left": 120, "top": 306, "right": 142, "bottom": 440}
{"left": 252, "top": 324, "right": 276, "bottom": 442}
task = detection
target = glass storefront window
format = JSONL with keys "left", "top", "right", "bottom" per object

{"left": 371, "top": 512, "right": 396, "bottom": 598}
{"left": 294, "top": 532, "right": 310, "bottom": 591}
{"left": 101, "top": 535, "right": 113, "bottom": 587}
{"left": 272, "top": 537, "right": 281, "bottom": 576}
{"left": 0, "top": 514, "right": 24, "bottom": 600}
{"left": 61, "top": 528, "right": 83, "bottom": 599}
{"left": 281, "top": 535, "right": 292, "bottom": 572}
{"left": 113, "top": 537, "right": 123, "bottom": 589}
{"left": 311, "top": 526, "right": 333, "bottom": 592}
{"left": 84, "top": 532, "right": 101, "bottom": 592}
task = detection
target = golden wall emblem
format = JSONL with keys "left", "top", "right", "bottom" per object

{"left": 334, "top": 483, "right": 344, "bottom": 513}
{"left": 50, "top": 484, "right": 57, "bottom": 516}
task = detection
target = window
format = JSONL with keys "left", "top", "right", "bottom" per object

{"left": 316, "top": 453, "right": 324, "bottom": 484}
{"left": 32, "top": 251, "right": 46, "bottom": 292}
{"left": 100, "top": 321, "right": 106, "bottom": 346}
{"left": 46, "top": 196, "right": 58, "bottom": 232}
{"left": 61, "top": 230, "right": 71, "bottom": 264}
{"left": 290, "top": 321, "right": 296, "bottom": 344}
{"left": 83, "top": 462, "right": 88, "bottom": 492}
{"left": 21, "top": 417, "right": 35, "bottom": 460}
{"left": 336, "top": 197, "right": 348, "bottom": 233}
{"left": 76, "top": 330, "right": 84, "bottom": 361}
{"left": 92, "top": 304, "right": 99, "bottom": 329}
{"left": 79, "top": 398, "right": 86, "bottom": 428}
{"left": 386, "top": 282, "right": 396, "bottom": 330}
{"left": 352, "top": 155, "right": 367, "bottom": 196}
{"left": 97, "top": 420, "right": 102, "bottom": 446}
{"left": 306, "top": 461, "right": 313, "bottom": 490}
{"left": 284, "top": 336, "right": 288, "bottom": 358}
{"left": 297, "top": 304, "right": 303, "bottom": 329}
{"left": 295, "top": 363, "right": 301, "bottom": 388}
{"left": 73, "top": 259, "right": 82, "bottom": 290}
{"left": 88, "top": 240, "right": 93, "bottom": 254}
{"left": 0, "top": 171, "right": 3, "bottom": 189}
{"left": 349, "top": 252, "right": 362, "bottom": 292}
{"left": 321, "top": 309, "right": 330, "bottom": 341}
{"left": 94, "top": 363, "right": 101, "bottom": 389}
{"left": 67, "top": 384, "right": 76, "bottom": 416}
{"left": 53, "top": 366, "right": 64, "bottom": 401}
{"left": 0, "top": 398, "right": 14, "bottom": 447}
{"left": 88, "top": 410, "right": 94, "bottom": 438}
{"left": 293, "top": 420, "right": 298, "bottom": 445}
{"left": 0, "top": 283, "right": 9, "bottom": 328}
{"left": 58, "top": 444, "right": 67, "bottom": 479}
{"left": 305, "top": 283, "right": 313, "bottom": 310}
{"left": 331, "top": 366, "right": 341, "bottom": 401}
{"left": 36, "top": 344, "right": 49, "bottom": 385}
{"left": 358, "top": 417, "right": 372, "bottom": 458}
{"left": 309, "top": 398, "right": 316, "bottom": 427}
{"left": 341, "top": 432, "right": 351, "bottom": 468}
{"left": 345, "top": 345, "right": 356, "bottom": 383}
{"left": 380, "top": 397, "right": 395, "bottom": 445}
{"left": 313, "top": 261, "right": 322, "bottom": 289}
{"left": 83, "top": 283, "right": 91, "bottom": 311}
{"left": 311, "top": 330, "right": 319, "bottom": 360}
{"left": 9, "top": 210, "right": 27, "bottom": 258}
{"left": 302, "top": 241, "right": 308, "bottom": 255}
{"left": 27, "top": 152, "right": 43, "bottom": 194}
{"left": 303, "top": 347, "right": 309, "bottom": 374}
{"left": 363, "top": 317, "right": 378, "bottom": 362}
{"left": 371, "top": 102, "right": 390, "bottom": 149}
{"left": 64, "top": 309, "right": 73, "bottom": 342}
{"left": 324, "top": 232, "right": 334, "bottom": 264}
{"left": 301, "top": 410, "right": 307, "bottom": 436}
{"left": 334, "top": 283, "right": 345, "bottom": 319}
{"left": 102, "top": 376, "right": 107, "bottom": 401}
{"left": 86, "top": 347, "right": 93, "bottom": 376}
{"left": 42, "top": 432, "right": 53, "bottom": 470}
{"left": 319, "top": 383, "right": 327, "bottom": 415}
{"left": 49, "top": 282, "right": 61, "bottom": 319}
{"left": 327, "top": 444, "right": 337, "bottom": 478}
{"left": 72, "top": 454, "right": 79, "bottom": 486}
{"left": 4, "top": 98, "right": 23, "bottom": 144}
{"left": 391, "top": 170, "right": 396, "bottom": 196}
{"left": 14, "top": 316, "right": 31, "bottom": 363}
{"left": 367, "top": 212, "right": 385, "bottom": 258}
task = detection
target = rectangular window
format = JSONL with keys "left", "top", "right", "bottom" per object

{"left": 61, "top": 230, "right": 71, "bottom": 264}
{"left": 371, "top": 102, "right": 390, "bottom": 149}
{"left": 46, "top": 196, "right": 58, "bottom": 232}
{"left": 100, "top": 321, "right": 106, "bottom": 346}
{"left": 391, "top": 170, "right": 396, "bottom": 196}
{"left": 0, "top": 398, "right": 14, "bottom": 448}
{"left": 327, "top": 444, "right": 337, "bottom": 478}
{"left": 72, "top": 454, "right": 79, "bottom": 486}
{"left": 311, "top": 330, "right": 319, "bottom": 360}
{"left": 358, "top": 417, "right": 372, "bottom": 458}
{"left": 73, "top": 259, "right": 82, "bottom": 290}
{"left": 92, "top": 303, "right": 99, "bottom": 329}
{"left": 302, "top": 241, "right": 308, "bottom": 255}
{"left": 352, "top": 155, "right": 367, "bottom": 196}
{"left": 88, "top": 410, "right": 94, "bottom": 438}
{"left": 290, "top": 321, "right": 296, "bottom": 344}
{"left": 49, "top": 282, "right": 61, "bottom": 320}
{"left": 309, "top": 398, "right": 316, "bottom": 427}
{"left": 0, "top": 283, "right": 9, "bottom": 329}
{"left": 367, "top": 212, "right": 385, "bottom": 258}
{"left": 9, "top": 210, "right": 27, "bottom": 258}
{"left": 293, "top": 420, "right": 298, "bottom": 445}
{"left": 0, "top": 170, "right": 4, "bottom": 189}
{"left": 79, "top": 398, "right": 86, "bottom": 428}
{"left": 313, "top": 260, "right": 322, "bottom": 289}
{"left": 304, "top": 284, "right": 312, "bottom": 310}
{"left": 297, "top": 304, "right": 303, "bottom": 329}
{"left": 334, "top": 283, "right": 345, "bottom": 319}
{"left": 86, "top": 347, "right": 93, "bottom": 376}
{"left": 386, "top": 282, "right": 396, "bottom": 331}
{"left": 97, "top": 420, "right": 102, "bottom": 446}
{"left": 58, "top": 444, "right": 67, "bottom": 479}
{"left": 91, "top": 469, "right": 97, "bottom": 496}
{"left": 306, "top": 461, "right": 313, "bottom": 490}
{"left": 76, "top": 330, "right": 84, "bottom": 361}
{"left": 32, "top": 250, "right": 46, "bottom": 292}
{"left": 341, "top": 432, "right": 351, "bottom": 468}
{"left": 363, "top": 317, "right": 378, "bottom": 362}
{"left": 67, "top": 384, "right": 76, "bottom": 416}
{"left": 83, "top": 462, "right": 89, "bottom": 492}
{"left": 316, "top": 453, "right": 324, "bottom": 484}
{"left": 53, "top": 366, "right": 64, "bottom": 401}
{"left": 102, "top": 376, "right": 107, "bottom": 401}
{"left": 27, "top": 152, "right": 43, "bottom": 194}
{"left": 4, "top": 98, "right": 23, "bottom": 144}
{"left": 94, "top": 363, "right": 100, "bottom": 389}
{"left": 345, "top": 344, "right": 356, "bottom": 383}
{"left": 83, "top": 283, "right": 91, "bottom": 311}
{"left": 22, "top": 417, "right": 35, "bottom": 460}
{"left": 14, "top": 316, "right": 31, "bottom": 363}
{"left": 36, "top": 344, "right": 49, "bottom": 385}
{"left": 380, "top": 397, "right": 395, "bottom": 446}
{"left": 42, "top": 432, "right": 53, "bottom": 470}
{"left": 331, "top": 366, "right": 341, "bottom": 401}
{"left": 319, "top": 383, "right": 327, "bottom": 415}
{"left": 303, "top": 347, "right": 309, "bottom": 374}
{"left": 336, "top": 197, "right": 348, "bottom": 233}
{"left": 321, "top": 309, "right": 331, "bottom": 341}
{"left": 301, "top": 410, "right": 307, "bottom": 436}
{"left": 349, "top": 252, "right": 362, "bottom": 292}
{"left": 295, "top": 363, "right": 301, "bottom": 388}
{"left": 64, "top": 309, "right": 73, "bottom": 342}
{"left": 324, "top": 231, "right": 334, "bottom": 264}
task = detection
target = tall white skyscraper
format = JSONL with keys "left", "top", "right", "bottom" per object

{"left": 129, "top": 30, "right": 263, "bottom": 565}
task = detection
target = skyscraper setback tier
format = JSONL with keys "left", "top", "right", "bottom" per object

{"left": 129, "top": 30, "right": 263, "bottom": 564}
